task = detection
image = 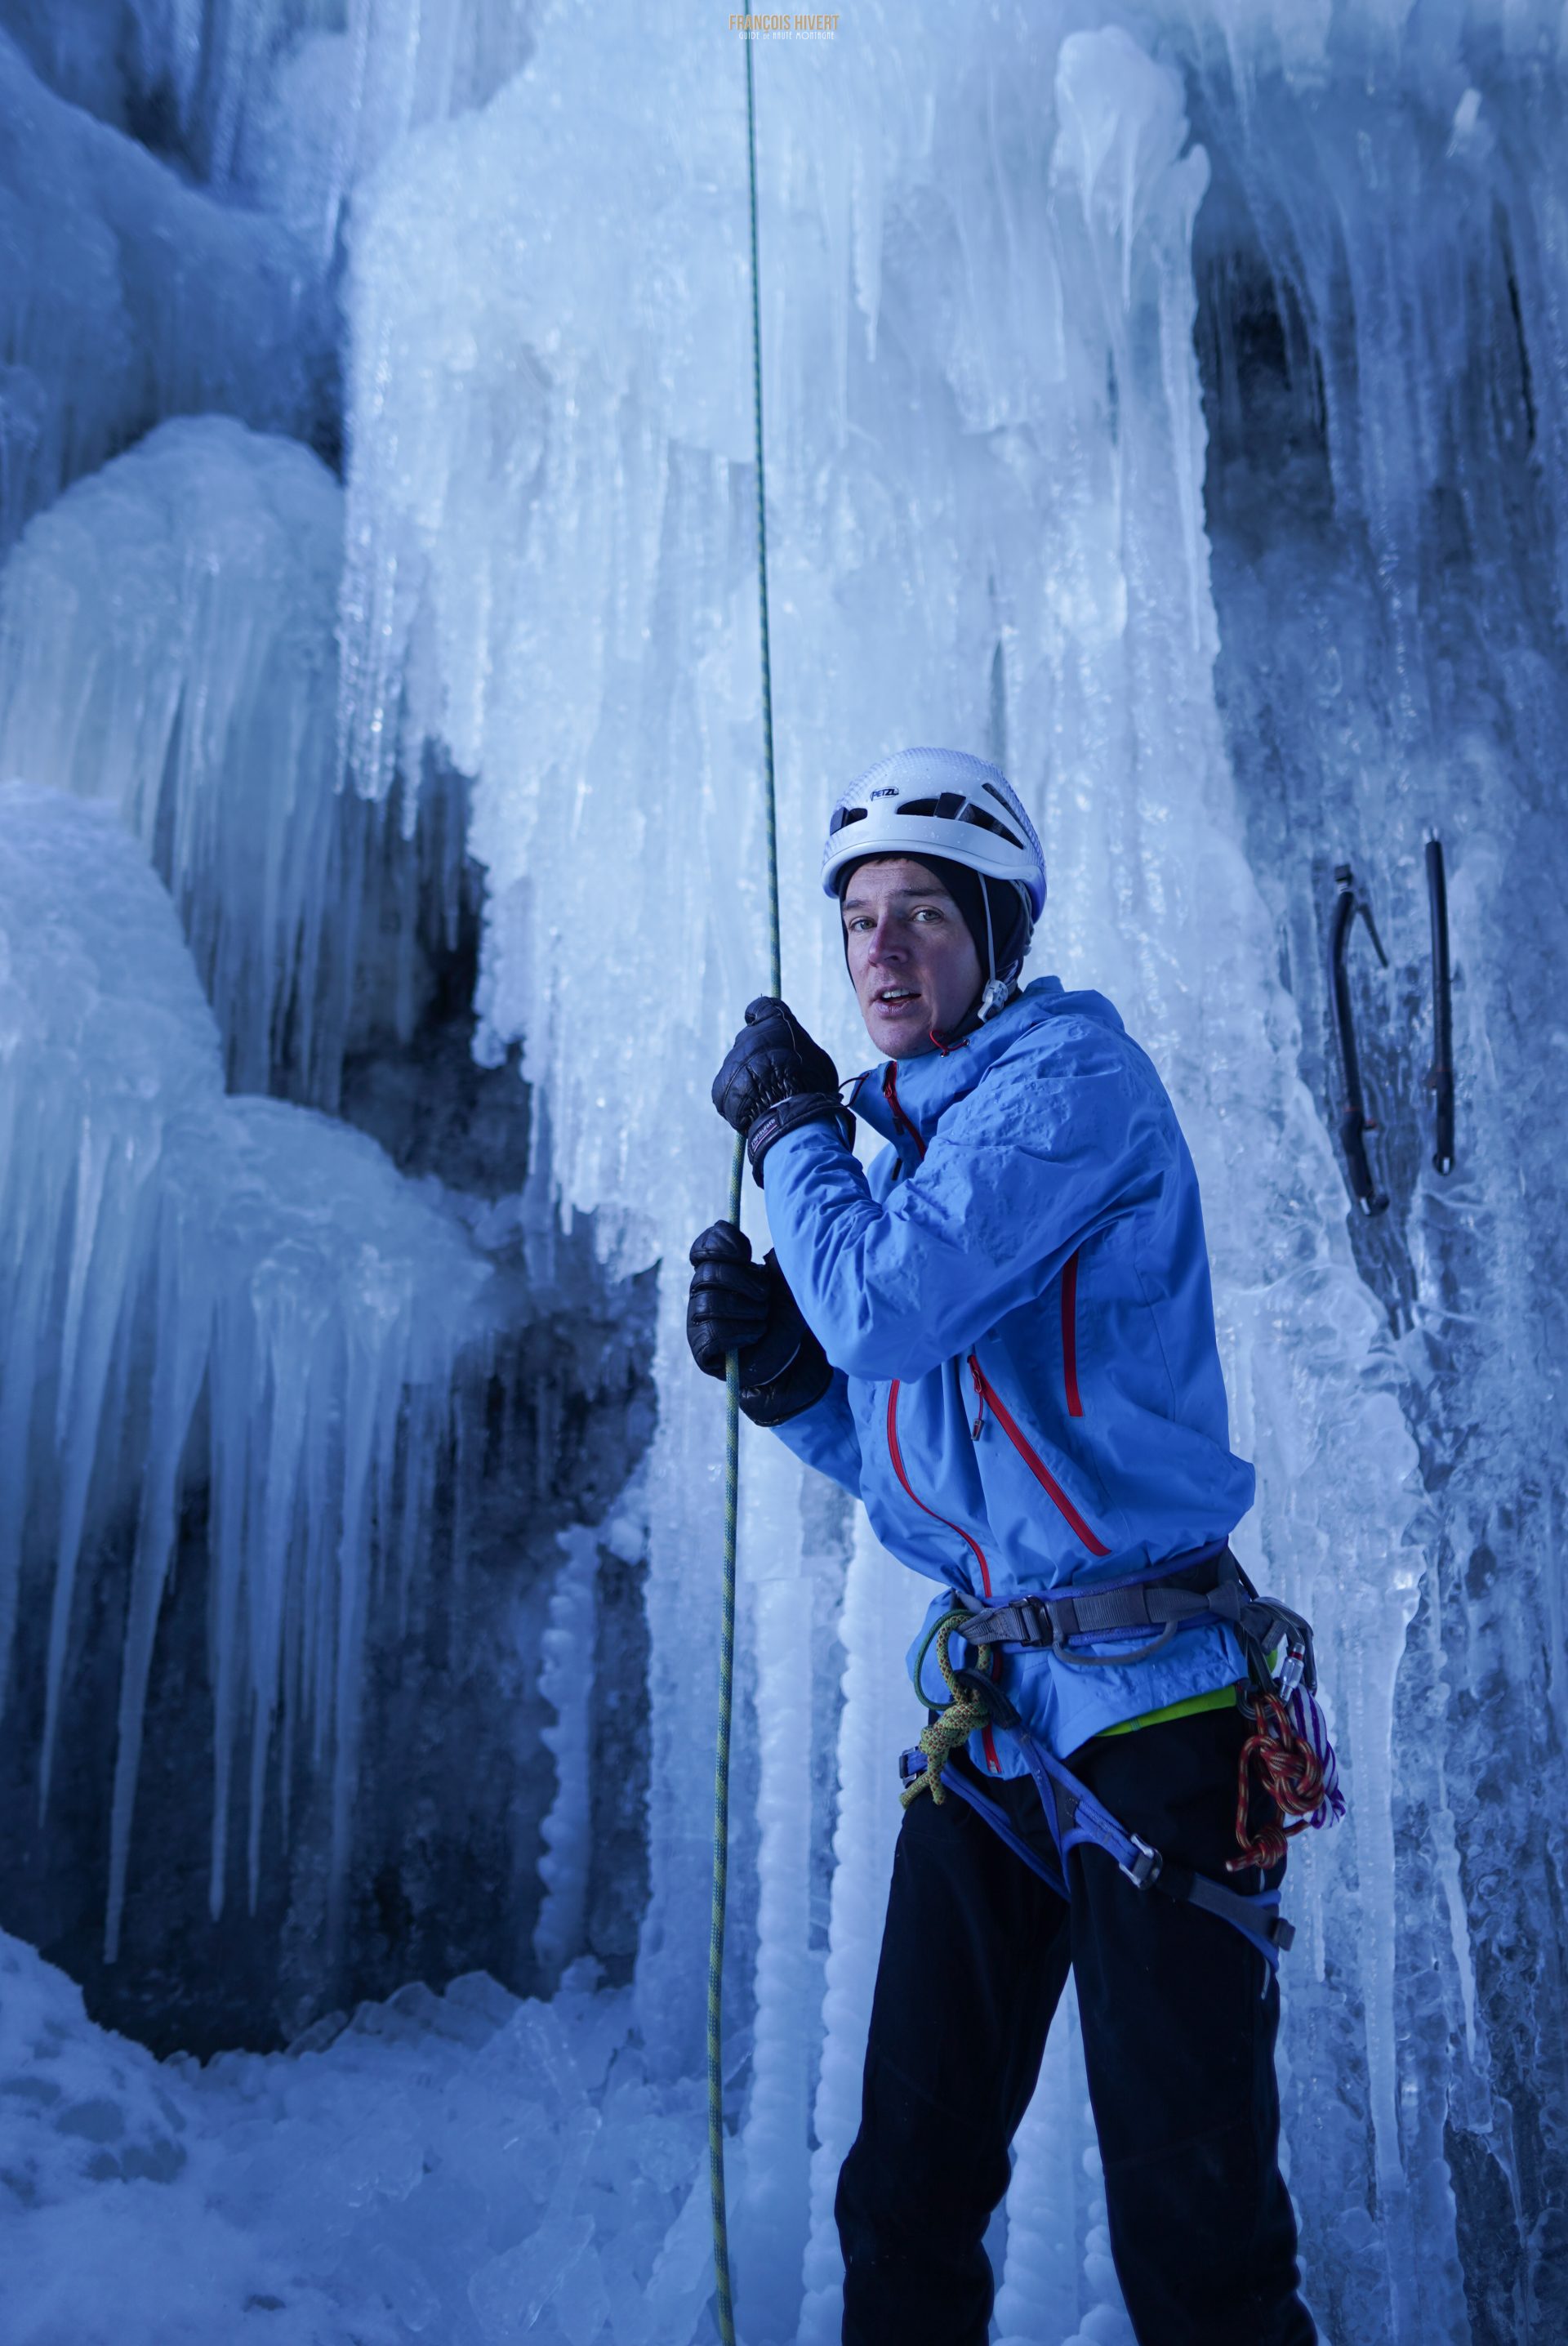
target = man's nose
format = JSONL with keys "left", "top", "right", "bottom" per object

{"left": 866, "top": 915, "right": 905, "bottom": 962}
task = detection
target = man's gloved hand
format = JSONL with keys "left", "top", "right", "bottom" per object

{"left": 686, "top": 1221, "right": 771, "bottom": 1372}
{"left": 711, "top": 997, "right": 852, "bottom": 1183}
{"left": 686, "top": 1222, "right": 833, "bottom": 1427}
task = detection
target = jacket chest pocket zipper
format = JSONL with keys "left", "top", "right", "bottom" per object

{"left": 1061, "top": 1248, "right": 1083, "bottom": 1418}
{"left": 965, "top": 1354, "right": 1110, "bottom": 1559}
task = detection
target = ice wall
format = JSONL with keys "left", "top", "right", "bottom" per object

{"left": 337, "top": 4, "right": 1566, "bottom": 2340}
{"left": 0, "top": 417, "right": 362, "bottom": 1100}
{"left": 0, "top": 3, "right": 666, "bottom": 2058}
{"left": 244, "top": 0, "right": 536, "bottom": 256}
{"left": 0, "top": 29, "right": 327, "bottom": 548}
{"left": 1186, "top": 16, "right": 1568, "bottom": 2339}
{"left": 7, "top": 0, "right": 537, "bottom": 239}
{"left": 0, "top": 784, "right": 492, "bottom": 1965}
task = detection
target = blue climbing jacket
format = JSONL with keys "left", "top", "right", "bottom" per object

{"left": 761, "top": 976, "right": 1257, "bottom": 1771}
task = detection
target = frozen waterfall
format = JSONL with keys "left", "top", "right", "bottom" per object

{"left": 0, "top": 783, "right": 493, "bottom": 1969}
{"left": 0, "top": 3, "right": 1565, "bottom": 2344}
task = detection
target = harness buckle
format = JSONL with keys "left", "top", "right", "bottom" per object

{"left": 1118, "top": 1835, "right": 1162, "bottom": 1889}
{"left": 1015, "top": 1600, "right": 1050, "bottom": 1648}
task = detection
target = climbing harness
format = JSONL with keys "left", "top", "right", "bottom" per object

{"left": 898, "top": 1639, "right": 1295, "bottom": 1971}
{"left": 948, "top": 1538, "right": 1311, "bottom": 1673}
{"left": 898, "top": 1545, "right": 1344, "bottom": 1973}
{"left": 1330, "top": 862, "right": 1391, "bottom": 1215}
{"left": 707, "top": 37, "right": 781, "bottom": 2346}
{"left": 1425, "top": 837, "right": 1454, "bottom": 1175}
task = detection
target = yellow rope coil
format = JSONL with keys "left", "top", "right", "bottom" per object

{"left": 902, "top": 1610, "right": 995, "bottom": 1808}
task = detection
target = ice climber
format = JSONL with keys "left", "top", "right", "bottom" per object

{"left": 687, "top": 747, "right": 1325, "bottom": 2346}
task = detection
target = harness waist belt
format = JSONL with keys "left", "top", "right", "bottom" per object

{"left": 953, "top": 1545, "right": 1312, "bottom": 1678}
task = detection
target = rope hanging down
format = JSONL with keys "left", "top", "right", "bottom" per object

{"left": 708, "top": 37, "right": 782, "bottom": 2346}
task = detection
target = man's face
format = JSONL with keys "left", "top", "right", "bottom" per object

{"left": 842, "top": 857, "right": 983, "bottom": 1059}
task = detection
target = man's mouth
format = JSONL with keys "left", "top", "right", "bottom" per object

{"left": 875, "top": 986, "right": 920, "bottom": 1010}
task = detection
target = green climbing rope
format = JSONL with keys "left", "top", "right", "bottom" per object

{"left": 708, "top": 1199, "right": 743, "bottom": 2346}
{"left": 746, "top": 46, "right": 782, "bottom": 983}
{"left": 708, "top": 36, "right": 782, "bottom": 2346}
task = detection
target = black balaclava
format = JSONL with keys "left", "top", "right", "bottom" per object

{"left": 836, "top": 853, "right": 1031, "bottom": 1039}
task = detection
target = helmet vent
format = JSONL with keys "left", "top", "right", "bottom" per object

{"left": 896, "top": 793, "right": 1022, "bottom": 850}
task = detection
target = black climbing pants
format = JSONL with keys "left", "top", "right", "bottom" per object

{"left": 836, "top": 1703, "right": 1316, "bottom": 2346}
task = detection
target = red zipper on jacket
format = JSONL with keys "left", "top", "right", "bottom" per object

{"left": 965, "top": 1354, "right": 1110, "bottom": 1557}
{"left": 1061, "top": 1249, "right": 1083, "bottom": 1418}
{"left": 883, "top": 1062, "right": 926, "bottom": 1157}
{"left": 886, "top": 1379, "right": 1000, "bottom": 1773}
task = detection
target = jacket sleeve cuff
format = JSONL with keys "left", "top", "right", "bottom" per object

{"left": 746, "top": 1093, "right": 855, "bottom": 1184}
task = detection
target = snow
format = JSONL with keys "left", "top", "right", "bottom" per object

{"left": 2, "top": 0, "right": 1566, "bottom": 2340}
{"left": 0, "top": 1926, "right": 714, "bottom": 2346}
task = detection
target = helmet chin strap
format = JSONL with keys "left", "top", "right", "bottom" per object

{"left": 929, "top": 890, "right": 1015, "bottom": 1050}
{"left": 975, "top": 879, "right": 1013, "bottom": 1023}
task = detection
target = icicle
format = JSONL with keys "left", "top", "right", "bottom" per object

{"left": 534, "top": 1525, "right": 599, "bottom": 1993}
{"left": 105, "top": 1238, "right": 210, "bottom": 1963}
{"left": 797, "top": 1518, "right": 931, "bottom": 2345}
{"left": 731, "top": 1434, "right": 816, "bottom": 2344}
{"left": 993, "top": 1991, "right": 1095, "bottom": 2344}
{"left": 0, "top": 787, "right": 492, "bottom": 1962}
{"left": 0, "top": 417, "right": 365, "bottom": 1107}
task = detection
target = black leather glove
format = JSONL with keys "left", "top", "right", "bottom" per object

{"left": 711, "top": 997, "right": 853, "bottom": 1183}
{"left": 686, "top": 1222, "right": 833, "bottom": 1427}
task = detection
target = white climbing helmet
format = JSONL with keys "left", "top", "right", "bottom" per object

{"left": 821, "top": 747, "right": 1046, "bottom": 921}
